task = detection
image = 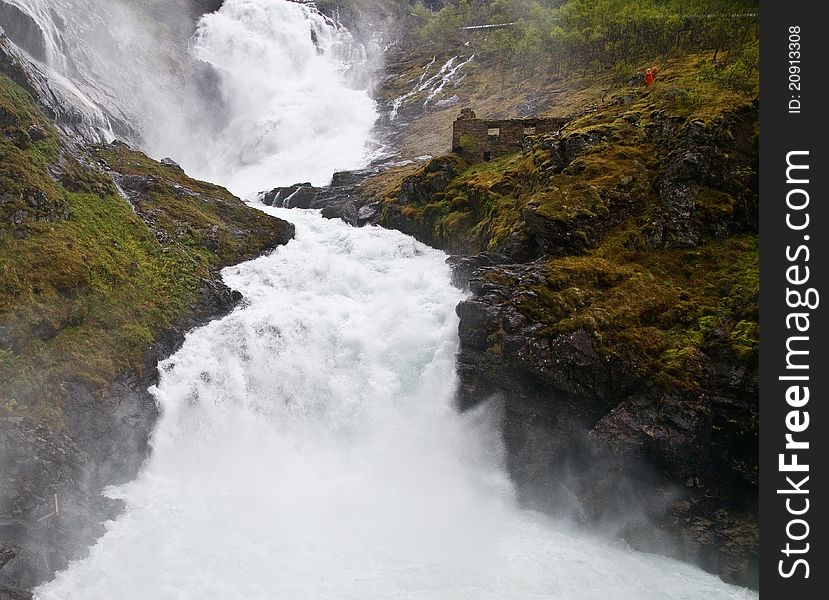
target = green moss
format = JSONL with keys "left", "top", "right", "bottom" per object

{"left": 1, "top": 75, "right": 59, "bottom": 198}
{"left": 377, "top": 152, "right": 538, "bottom": 252}
{"left": 504, "top": 234, "right": 758, "bottom": 389}
{"left": 730, "top": 320, "right": 759, "bottom": 361}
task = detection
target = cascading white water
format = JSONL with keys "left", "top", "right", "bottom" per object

{"left": 35, "top": 209, "right": 756, "bottom": 600}
{"left": 1, "top": 0, "right": 121, "bottom": 140}
{"left": 3, "top": 0, "right": 378, "bottom": 195}
{"left": 187, "top": 0, "right": 378, "bottom": 194}
{"left": 389, "top": 54, "right": 473, "bottom": 121}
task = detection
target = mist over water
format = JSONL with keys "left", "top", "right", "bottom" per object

{"left": 36, "top": 210, "right": 754, "bottom": 600}
{"left": 5, "top": 0, "right": 377, "bottom": 195}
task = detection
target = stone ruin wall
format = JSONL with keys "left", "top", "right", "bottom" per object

{"left": 452, "top": 109, "right": 568, "bottom": 161}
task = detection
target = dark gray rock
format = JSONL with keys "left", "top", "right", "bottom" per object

{"left": 25, "top": 125, "right": 46, "bottom": 143}
{"left": 260, "top": 183, "right": 319, "bottom": 208}
{"left": 321, "top": 199, "right": 358, "bottom": 222}
{"left": 0, "top": 418, "right": 123, "bottom": 592}
{"left": 645, "top": 105, "right": 758, "bottom": 249}
{"left": 450, "top": 254, "right": 758, "bottom": 588}
{"left": 190, "top": 0, "right": 225, "bottom": 17}
{"left": 446, "top": 252, "right": 509, "bottom": 289}
{"left": 0, "top": 1, "right": 47, "bottom": 63}
{"left": 397, "top": 156, "right": 463, "bottom": 205}
{"left": 285, "top": 185, "right": 321, "bottom": 209}
{"left": 264, "top": 167, "right": 390, "bottom": 228}
{"left": 0, "top": 584, "right": 32, "bottom": 600}
{"left": 356, "top": 203, "right": 380, "bottom": 224}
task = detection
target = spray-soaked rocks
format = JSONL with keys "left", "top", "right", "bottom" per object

{"left": 452, "top": 253, "right": 758, "bottom": 586}
{"left": 0, "top": 418, "right": 124, "bottom": 594}
{"left": 261, "top": 183, "right": 320, "bottom": 209}
{"left": 259, "top": 168, "right": 384, "bottom": 227}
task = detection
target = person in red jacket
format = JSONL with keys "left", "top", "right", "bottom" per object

{"left": 645, "top": 68, "right": 655, "bottom": 86}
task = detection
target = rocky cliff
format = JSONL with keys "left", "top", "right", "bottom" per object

{"left": 264, "top": 56, "right": 759, "bottom": 587}
{"left": 0, "top": 44, "right": 294, "bottom": 597}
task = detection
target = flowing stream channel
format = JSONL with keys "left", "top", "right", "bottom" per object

{"left": 36, "top": 209, "right": 755, "bottom": 600}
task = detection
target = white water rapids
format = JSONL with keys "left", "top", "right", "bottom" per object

{"left": 36, "top": 209, "right": 754, "bottom": 600}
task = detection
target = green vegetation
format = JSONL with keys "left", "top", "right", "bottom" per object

{"left": 0, "top": 73, "right": 291, "bottom": 425}
{"left": 379, "top": 151, "right": 527, "bottom": 251}
{"left": 457, "top": 133, "right": 480, "bottom": 155}
{"left": 379, "top": 51, "right": 758, "bottom": 246}
{"left": 411, "top": 0, "right": 758, "bottom": 88}
{"left": 373, "top": 1, "right": 758, "bottom": 161}
{"left": 514, "top": 235, "right": 758, "bottom": 389}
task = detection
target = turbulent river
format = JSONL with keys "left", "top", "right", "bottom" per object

{"left": 36, "top": 210, "right": 753, "bottom": 600}
{"left": 4, "top": 0, "right": 757, "bottom": 596}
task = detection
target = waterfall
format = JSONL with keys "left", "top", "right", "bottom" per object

{"left": 2, "top": 0, "right": 378, "bottom": 195}
{"left": 35, "top": 210, "right": 755, "bottom": 600}
{"left": 187, "top": 0, "right": 378, "bottom": 194}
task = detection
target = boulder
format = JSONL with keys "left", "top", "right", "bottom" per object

{"left": 260, "top": 183, "right": 318, "bottom": 208}
{"left": 160, "top": 157, "right": 184, "bottom": 171}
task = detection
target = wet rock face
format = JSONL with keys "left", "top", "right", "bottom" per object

{"left": 188, "top": 0, "right": 226, "bottom": 21}
{"left": 0, "top": 2, "right": 48, "bottom": 63}
{"left": 0, "top": 419, "right": 124, "bottom": 593}
{"left": 454, "top": 259, "right": 759, "bottom": 587}
{"left": 261, "top": 183, "right": 319, "bottom": 209}
{"left": 0, "top": 270, "right": 246, "bottom": 596}
{"left": 396, "top": 155, "right": 465, "bottom": 207}
{"left": 646, "top": 105, "right": 759, "bottom": 249}
{"left": 259, "top": 166, "right": 383, "bottom": 228}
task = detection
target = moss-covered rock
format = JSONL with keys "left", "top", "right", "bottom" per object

{"left": 0, "top": 93, "right": 293, "bottom": 423}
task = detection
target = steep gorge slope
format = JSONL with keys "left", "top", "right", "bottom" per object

{"left": 396, "top": 83, "right": 758, "bottom": 587}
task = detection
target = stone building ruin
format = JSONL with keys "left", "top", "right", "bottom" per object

{"left": 452, "top": 108, "right": 568, "bottom": 161}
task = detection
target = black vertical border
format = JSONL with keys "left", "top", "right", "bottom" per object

{"left": 760, "top": 1, "right": 827, "bottom": 597}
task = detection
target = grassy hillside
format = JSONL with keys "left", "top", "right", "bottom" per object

{"left": 376, "top": 0, "right": 757, "bottom": 159}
